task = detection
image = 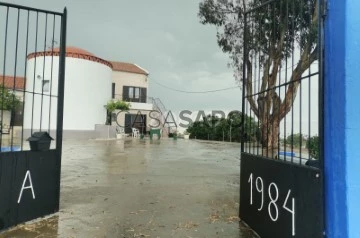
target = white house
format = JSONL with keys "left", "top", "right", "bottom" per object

{"left": 110, "top": 61, "right": 153, "bottom": 134}
{"left": 24, "top": 46, "right": 154, "bottom": 139}
{"left": 24, "top": 47, "right": 112, "bottom": 138}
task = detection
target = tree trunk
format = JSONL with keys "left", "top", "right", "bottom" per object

{"left": 261, "top": 118, "right": 280, "bottom": 159}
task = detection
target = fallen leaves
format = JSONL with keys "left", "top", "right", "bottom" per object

{"left": 209, "top": 213, "right": 221, "bottom": 223}
{"left": 175, "top": 221, "right": 199, "bottom": 230}
{"left": 129, "top": 210, "right": 148, "bottom": 215}
{"left": 226, "top": 215, "right": 240, "bottom": 223}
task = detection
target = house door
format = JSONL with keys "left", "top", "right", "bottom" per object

{"left": 125, "top": 114, "right": 147, "bottom": 134}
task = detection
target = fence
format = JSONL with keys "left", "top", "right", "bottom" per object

{"left": 112, "top": 94, "right": 149, "bottom": 103}
{"left": 240, "top": 0, "right": 324, "bottom": 237}
{"left": 0, "top": 2, "right": 66, "bottom": 152}
{"left": 241, "top": 0, "right": 323, "bottom": 167}
{"left": 0, "top": 2, "right": 66, "bottom": 230}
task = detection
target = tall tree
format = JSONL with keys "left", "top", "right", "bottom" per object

{"left": 199, "top": 0, "right": 319, "bottom": 152}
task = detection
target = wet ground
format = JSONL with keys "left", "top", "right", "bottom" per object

{"left": 0, "top": 138, "right": 257, "bottom": 238}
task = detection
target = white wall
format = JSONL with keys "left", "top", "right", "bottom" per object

{"left": 25, "top": 56, "right": 112, "bottom": 131}
{"left": 111, "top": 70, "right": 153, "bottom": 131}
{"left": 130, "top": 102, "right": 153, "bottom": 111}
{"left": 112, "top": 71, "right": 148, "bottom": 99}
{"left": 0, "top": 110, "right": 11, "bottom": 129}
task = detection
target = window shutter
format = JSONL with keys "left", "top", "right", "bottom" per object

{"left": 112, "top": 83, "right": 115, "bottom": 99}
{"left": 140, "top": 88, "right": 147, "bottom": 103}
{"left": 123, "top": 86, "right": 129, "bottom": 101}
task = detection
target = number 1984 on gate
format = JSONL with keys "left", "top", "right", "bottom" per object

{"left": 248, "top": 173, "right": 296, "bottom": 236}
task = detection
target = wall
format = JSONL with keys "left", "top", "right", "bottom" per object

{"left": 0, "top": 110, "right": 11, "bottom": 130}
{"left": 13, "top": 91, "right": 24, "bottom": 101}
{"left": 325, "top": 0, "right": 360, "bottom": 237}
{"left": 112, "top": 71, "right": 148, "bottom": 100}
{"left": 24, "top": 56, "right": 112, "bottom": 133}
{"left": 344, "top": 1, "right": 360, "bottom": 237}
{"left": 130, "top": 102, "right": 153, "bottom": 111}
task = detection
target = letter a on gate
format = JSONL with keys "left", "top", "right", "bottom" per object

{"left": 17, "top": 170, "right": 36, "bottom": 204}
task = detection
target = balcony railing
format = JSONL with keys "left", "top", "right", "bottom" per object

{"left": 112, "top": 94, "right": 148, "bottom": 103}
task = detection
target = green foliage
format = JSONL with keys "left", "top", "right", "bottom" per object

{"left": 199, "top": 0, "right": 318, "bottom": 76}
{"left": 247, "top": 0, "right": 318, "bottom": 60}
{"left": 285, "top": 133, "right": 306, "bottom": 148}
{"left": 0, "top": 85, "right": 21, "bottom": 111}
{"left": 186, "top": 112, "right": 259, "bottom": 143}
{"left": 199, "top": 0, "right": 319, "bottom": 150}
{"left": 168, "top": 130, "right": 178, "bottom": 138}
{"left": 105, "top": 100, "right": 130, "bottom": 112}
{"left": 306, "top": 136, "right": 320, "bottom": 160}
{"left": 104, "top": 100, "right": 130, "bottom": 125}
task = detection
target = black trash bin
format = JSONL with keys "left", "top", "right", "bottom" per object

{"left": 27, "top": 132, "right": 54, "bottom": 151}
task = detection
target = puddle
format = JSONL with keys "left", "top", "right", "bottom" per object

{"left": 0, "top": 138, "right": 256, "bottom": 238}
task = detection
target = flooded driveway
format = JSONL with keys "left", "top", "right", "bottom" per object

{"left": 0, "top": 138, "right": 256, "bottom": 238}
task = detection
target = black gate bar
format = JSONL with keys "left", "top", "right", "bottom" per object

{"left": 0, "top": 2, "right": 63, "bottom": 16}
{"left": 55, "top": 7, "right": 67, "bottom": 210}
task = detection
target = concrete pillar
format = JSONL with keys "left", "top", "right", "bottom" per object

{"left": 325, "top": 0, "right": 360, "bottom": 237}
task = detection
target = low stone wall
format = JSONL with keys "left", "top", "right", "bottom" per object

{"left": 94, "top": 124, "right": 117, "bottom": 139}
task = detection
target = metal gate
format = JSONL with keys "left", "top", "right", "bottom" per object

{"left": 240, "top": 0, "right": 324, "bottom": 237}
{"left": 0, "top": 2, "right": 66, "bottom": 230}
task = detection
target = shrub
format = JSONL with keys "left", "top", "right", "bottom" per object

{"left": 104, "top": 100, "right": 130, "bottom": 125}
{"left": 286, "top": 133, "right": 306, "bottom": 148}
{"left": 104, "top": 100, "right": 130, "bottom": 112}
{"left": 306, "top": 136, "right": 320, "bottom": 160}
{"left": 0, "top": 85, "right": 21, "bottom": 111}
{"left": 168, "top": 132, "right": 177, "bottom": 138}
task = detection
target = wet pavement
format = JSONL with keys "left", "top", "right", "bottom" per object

{"left": 0, "top": 138, "right": 257, "bottom": 238}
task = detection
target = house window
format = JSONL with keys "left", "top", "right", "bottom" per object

{"left": 123, "top": 86, "right": 147, "bottom": 103}
{"left": 43, "top": 80, "right": 50, "bottom": 92}
{"left": 129, "top": 87, "right": 134, "bottom": 98}
{"left": 128, "top": 87, "right": 140, "bottom": 99}
{"left": 134, "top": 88, "right": 140, "bottom": 99}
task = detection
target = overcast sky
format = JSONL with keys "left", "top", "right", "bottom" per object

{"left": 1, "top": 0, "right": 242, "bottom": 113}
{"left": 0, "top": 0, "right": 319, "bottom": 137}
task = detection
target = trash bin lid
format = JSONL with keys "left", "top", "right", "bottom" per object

{"left": 27, "top": 132, "right": 54, "bottom": 141}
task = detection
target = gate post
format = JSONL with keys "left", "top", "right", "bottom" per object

{"left": 55, "top": 7, "right": 67, "bottom": 210}
{"left": 325, "top": 1, "right": 360, "bottom": 237}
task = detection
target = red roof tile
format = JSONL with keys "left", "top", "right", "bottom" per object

{"left": 0, "top": 75, "right": 25, "bottom": 90}
{"left": 110, "top": 61, "right": 149, "bottom": 75}
{"left": 27, "top": 46, "right": 112, "bottom": 69}
{"left": 52, "top": 46, "right": 96, "bottom": 56}
{"left": 26, "top": 46, "right": 149, "bottom": 74}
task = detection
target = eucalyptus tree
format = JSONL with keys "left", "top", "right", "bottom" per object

{"left": 199, "top": 0, "right": 319, "bottom": 151}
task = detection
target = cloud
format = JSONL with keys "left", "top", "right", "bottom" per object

{"left": 212, "top": 51, "right": 229, "bottom": 62}
{"left": 2, "top": 0, "right": 242, "bottom": 113}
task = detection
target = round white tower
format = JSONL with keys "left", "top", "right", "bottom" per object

{"left": 25, "top": 47, "right": 112, "bottom": 138}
